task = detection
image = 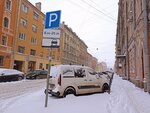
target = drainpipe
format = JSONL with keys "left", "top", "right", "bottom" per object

{"left": 12, "top": 0, "right": 21, "bottom": 68}
{"left": 143, "top": 0, "right": 150, "bottom": 92}
{"left": 125, "top": 0, "right": 129, "bottom": 80}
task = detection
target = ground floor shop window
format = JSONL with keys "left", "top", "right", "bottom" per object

{"left": 39, "top": 63, "right": 43, "bottom": 69}
{"left": 46, "top": 64, "right": 48, "bottom": 69}
{"left": 0, "top": 56, "right": 4, "bottom": 66}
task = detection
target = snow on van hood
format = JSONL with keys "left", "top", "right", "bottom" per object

{"left": 0, "top": 68, "right": 24, "bottom": 76}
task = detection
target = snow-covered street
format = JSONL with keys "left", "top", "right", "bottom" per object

{"left": 1, "top": 75, "right": 150, "bottom": 113}
{"left": 0, "top": 79, "right": 46, "bottom": 113}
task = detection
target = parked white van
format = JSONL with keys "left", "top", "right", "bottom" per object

{"left": 47, "top": 65, "right": 110, "bottom": 97}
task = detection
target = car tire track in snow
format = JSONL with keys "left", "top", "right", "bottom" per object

{"left": 0, "top": 79, "right": 46, "bottom": 113}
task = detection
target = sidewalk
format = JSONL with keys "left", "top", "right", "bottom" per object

{"left": 108, "top": 75, "right": 150, "bottom": 113}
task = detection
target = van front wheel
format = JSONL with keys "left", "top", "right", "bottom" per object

{"left": 63, "top": 87, "right": 76, "bottom": 97}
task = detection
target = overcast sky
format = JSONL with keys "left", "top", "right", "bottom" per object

{"left": 30, "top": 0, "right": 119, "bottom": 68}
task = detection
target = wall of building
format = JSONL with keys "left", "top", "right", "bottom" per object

{"left": 59, "top": 22, "right": 90, "bottom": 66}
{"left": 12, "top": 0, "right": 49, "bottom": 73}
{"left": 115, "top": 0, "right": 150, "bottom": 90}
{"left": 0, "top": 0, "right": 19, "bottom": 68}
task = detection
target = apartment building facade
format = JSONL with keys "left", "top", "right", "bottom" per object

{"left": 0, "top": 0, "right": 49, "bottom": 73}
{"left": 13, "top": 1, "right": 49, "bottom": 73}
{"left": 97, "top": 62, "right": 108, "bottom": 72}
{"left": 115, "top": 0, "right": 150, "bottom": 92}
{"left": 0, "top": 0, "right": 19, "bottom": 68}
{"left": 59, "top": 22, "right": 90, "bottom": 66}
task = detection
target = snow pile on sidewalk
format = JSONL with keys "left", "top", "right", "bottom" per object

{"left": 108, "top": 75, "right": 150, "bottom": 113}
{"left": 1, "top": 74, "right": 150, "bottom": 113}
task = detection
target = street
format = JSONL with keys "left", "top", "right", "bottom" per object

{"left": 0, "top": 79, "right": 46, "bottom": 113}
{"left": 1, "top": 75, "right": 150, "bottom": 113}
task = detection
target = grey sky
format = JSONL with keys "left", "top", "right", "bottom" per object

{"left": 30, "top": 0, "right": 119, "bottom": 68}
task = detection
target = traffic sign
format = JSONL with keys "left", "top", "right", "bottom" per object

{"left": 42, "top": 37, "right": 60, "bottom": 48}
{"left": 45, "top": 10, "right": 61, "bottom": 29}
{"left": 43, "top": 29, "right": 60, "bottom": 38}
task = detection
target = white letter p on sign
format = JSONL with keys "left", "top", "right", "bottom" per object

{"left": 49, "top": 13, "right": 58, "bottom": 27}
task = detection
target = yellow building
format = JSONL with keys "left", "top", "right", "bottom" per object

{"left": 0, "top": 0, "right": 19, "bottom": 68}
{"left": 13, "top": 1, "right": 49, "bottom": 73}
{"left": 58, "top": 22, "right": 88, "bottom": 66}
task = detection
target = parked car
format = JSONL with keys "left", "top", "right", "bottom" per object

{"left": 0, "top": 68, "right": 24, "bottom": 82}
{"left": 45, "top": 65, "right": 110, "bottom": 98}
{"left": 26, "top": 70, "right": 48, "bottom": 79}
{"left": 99, "top": 71, "right": 114, "bottom": 80}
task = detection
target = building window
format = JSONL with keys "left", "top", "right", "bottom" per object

{"left": 21, "top": 18, "right": 27, "bottom": 27}
{"left": 18, "top": 46, "right": 25, "bottom": 53}
{"left": 0, "top": 56, "right": 4, "bottom": 66}
{"left": 46, "top": 64, "right": 48, "bottom": 69}
{"left": 51, "top": 55, "right": 55, "bottom": 60}
{"left": 31, "top": 37, "right": 37, "bottom": 44}
{"left": 19, "top": 33, "right": 26, "bottom": 40}
{"left": 33, "top": 12, "right": 38, "bottom": 20}
{"left": 6, "top": 0, "right": 11, "bottom": 10}
{"left": 4, "top": 17, "right": 9, "bottom": 28}
{"left": 40, "top": 52, "right": 43, "bottom": 57}
{"left": 1, "top": 36, "right": 7, "bottom": 46}
{"left": 129, "top": 46, "right": 136, "bottom": 73}
{"left": 57, "top": 56, "right": 60, "bottom": 61}
{"left": 39, "top": 63, "right": 43, "bottom": 69}
{"left": 32, "top": 25, "right": 37, "bottom": 32}
{"left": 30, "top": 49, "right": 36, "bottom": 56}
{"left": 22, "top": 4, "right": 28, "bottom": 13}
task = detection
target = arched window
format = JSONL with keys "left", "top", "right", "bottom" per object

{"left": 6, "top": 0, "right": 11, "bottom": 10}
{"left": 4, "top": 17, "right": 9, "bottom": 28}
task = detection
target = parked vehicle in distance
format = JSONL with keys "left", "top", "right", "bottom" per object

{"left": 98, "top": 71, "right": 114, "bottom": 80}
{"left": 46, "top": 65, "right": 110, "bottom": 98}
{"left": 26, "top": 70, "right": 48, "bottom": 79}
{"left": 0, "top": 68, "right": 24, "bottom": 82}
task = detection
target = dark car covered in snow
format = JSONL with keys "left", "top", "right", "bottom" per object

{"left": 0, "top": 68, "right": 24, "bottom": 82}
{"left": 25, "top": 70, "right": 48, "bottom": 79}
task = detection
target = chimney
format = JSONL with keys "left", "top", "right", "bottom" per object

{"left": 35, "top": 2, "right": 41, "bottom": 11}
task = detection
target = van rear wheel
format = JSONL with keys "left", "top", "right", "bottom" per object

{"left": 63, "top": 87, "right": 76, "bottom": 97}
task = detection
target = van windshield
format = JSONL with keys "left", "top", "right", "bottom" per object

{"left": 50, "top": 66, "right": 60, "bottom": 77}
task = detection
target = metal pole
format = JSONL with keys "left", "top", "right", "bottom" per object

{"left": 45, "top": 48, "right": 51, "bottom": 107}
{"left": 12, "top": 0, "right": 21, "bottom": 69}
{"left": 143, "top": 0, "right": 150, "bottom": 92}
{"left": 125, "top": 0, "right": 129, "bottom": 80}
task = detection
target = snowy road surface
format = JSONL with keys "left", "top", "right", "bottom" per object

{"left": 0, "top": 79, "right": 46, "bottom": 113}
{"left": 1, "top": 75, "right": 150, "bottom": 113}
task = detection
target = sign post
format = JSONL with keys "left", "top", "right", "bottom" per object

{"left": 45, "top": 53, "right": 51, "bottom": 107}
{"left": 43, "top": 10, "right": 61, "bottom": 107}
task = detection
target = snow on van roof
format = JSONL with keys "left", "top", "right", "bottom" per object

{"left": 50, "top": 65, "right": 91, "bottom": 77}
{"left": 51, "top": 64, "right": 91, "bottom": 69}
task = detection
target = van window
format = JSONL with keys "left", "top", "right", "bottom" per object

{"left": 62, "top": 67, "right": 74, "bottom": 76}
{"left": 74, "top": 68, "right": 86, "bottom": 78}
{"left": 87, "top": 68, "right": 97, "bottom": 76}
{"left": 62, "top": 66, "right": 74, "bottom": 76}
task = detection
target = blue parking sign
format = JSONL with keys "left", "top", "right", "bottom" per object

{"left": 45, "top": 10, "right": 61, "bottom": 29}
